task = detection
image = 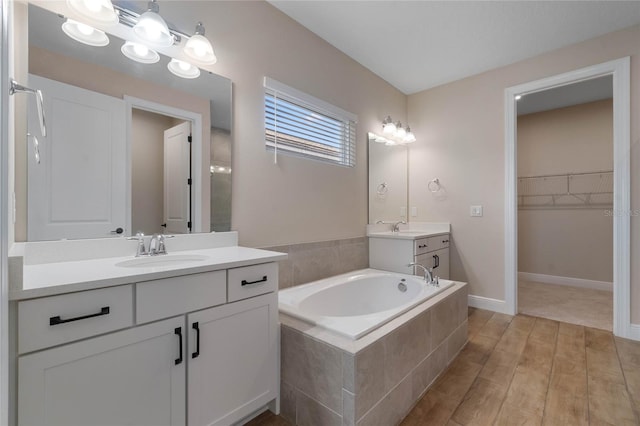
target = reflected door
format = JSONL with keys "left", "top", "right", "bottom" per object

{"left": 27, "top": 75, "right": 127, "bottom": 240}
{"left": 164, "top": 121, "right": 192, "bottom": 234}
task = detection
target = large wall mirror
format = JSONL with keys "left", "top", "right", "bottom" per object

{"left": 20, "top": 3, "right": 232, "bottom": 241}
{"left": 368, "top": 133, "right": 408, "bottom": 223}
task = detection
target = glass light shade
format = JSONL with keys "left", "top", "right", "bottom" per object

{"left": 383, "top": 121, "right": 396, "bottom": 134}
{"left": 62, "top": 19, "right": 109, "bottom": 46}
{"left": 374, "top": 135, "right": 388, "bottom": 144}
{"left": 184, "top": 34, "right": 217, "bottom": 64}
{"left": 134, "top": 9, "right": 173, "bottom": 47}
{"left": 404, "top": 131, "right": 416, "bottom": 143}
{"left": 167, "top": 59, "right": 200, "bottom": 79}
{"left": 121, "top": 41, "right": 159, "bottom": 64}
{"left": 67, "top": 0, "right": 118, "bottom": 25}
{"left": 395, "top": 122, "right": 406, "bottom": 139}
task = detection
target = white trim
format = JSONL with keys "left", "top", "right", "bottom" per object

{"left": 0, "top": 1, "right": 9, "bottom": 423}
{"left": 505, "top": 57, "right": 633, "bottom": 339}
{"left": 518, "top": 272, "right": 612, "bottom": 292}
{"left": 263, "top": 77, "right": 358, "bottom": 123}
{"left": 628, "top": 324, "right": 640, "bottom": 341}
{"left": 124, "top": 96, "right": 204, "bottom": 234}
{"left": 467, "top": 295, "right": 509, "bottom": 314}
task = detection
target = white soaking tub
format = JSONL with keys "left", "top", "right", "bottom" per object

{"left": 278, "top": 268, "right": 454, "bottom": 339}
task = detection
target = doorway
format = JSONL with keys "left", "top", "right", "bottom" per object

{"left": 515, "top": 77, "right": 613, "bottom": 330}
{"left": 504, "top": 57, "right": 631, "bottom": 338}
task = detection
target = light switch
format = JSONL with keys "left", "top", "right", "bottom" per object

{"left": 400, "top": 206, "right": 407, "bottom": 217}
{"left": 411, "top": 207, "right": 418, "bottom": 217}
{"left": 470, "top": 205, "right": 483, "bottom": 217}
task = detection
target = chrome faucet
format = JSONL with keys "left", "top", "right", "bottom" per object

{"left": 392, "top": 221, "right": 407, "bottom": 232}
{"left": 148, "top": 234, "right": 161, "bottom": 255}
{"left": 408, "top": 262, "right": 438, "bottom": 286}
{"left": 128, "top": 232, "right": 148, "bottom": 257}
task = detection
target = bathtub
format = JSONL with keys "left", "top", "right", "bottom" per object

{"left": 278, "top": 268, "right": 455, "bottom": 339}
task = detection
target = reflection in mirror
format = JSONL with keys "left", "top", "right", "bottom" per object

{"left": 368, "top": 132, "right": 408, "bottom": 224}
{"left": 22, "top": 4, "right": 232, "bottom": 241}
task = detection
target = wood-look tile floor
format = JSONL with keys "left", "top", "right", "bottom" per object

{"left": 248, "top": 308, "right": 640, "bottom": 426}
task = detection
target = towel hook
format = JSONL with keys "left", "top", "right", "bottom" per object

{"left": 10, "top": 79, "right": 47, "bottom": 137}
{"left": 376, "top": 182, "right": 388, "bottom": 196}
{"left": 428, "top": 178, "right": 441, "bottom": 193}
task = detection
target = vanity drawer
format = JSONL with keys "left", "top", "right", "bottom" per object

{"left": 228, "top": 262, "right": 278, "bottom": 303}
{"left": 18, "top": 285, "right": 133, "bottom": 354}
{"left": 136, "top": 270, "right": 226, "bottom": 324}
{"left": 428, "top": 235, "right": 450, "bottom": 251}
{"left": 415, "top": 238, "right": 430, "bottom": 255}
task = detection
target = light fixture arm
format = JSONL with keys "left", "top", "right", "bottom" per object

{"left": 112, "top": 3, "right": 186, "bottom": 43}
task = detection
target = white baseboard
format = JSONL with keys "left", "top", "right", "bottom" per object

{"left": 518, "top": 272, "right": 612, "bottom": 292}
{"left": 468, "top": 295, "right": 509, "bottom": 314}
{"left": 627, "top": 324, "right": 640, "bottom": 341}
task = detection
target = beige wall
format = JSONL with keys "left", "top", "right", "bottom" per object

{"left": 131, "top": 109, "right": 175, "bottom": 235}
{"left": 158, "top": 1, "right": 407, "bottom": 248}
{"left": 407, "top": 24, "right": 639, "bottom": 321}
{"left": 517, "top": 100, "right": 613, "bottom": 282}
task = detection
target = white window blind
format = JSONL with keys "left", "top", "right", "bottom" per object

{"left": 264, "top": 77, "right": 357, "bottom": 167}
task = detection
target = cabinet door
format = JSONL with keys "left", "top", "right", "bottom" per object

{"left": 19, "top": 316, "right": 186, "bottom": 426}
{"left": 188, "top": 293, "right": 278, "bottom": 426}
{"left": 414, "top": 249, "right": 450, "bottom": 280}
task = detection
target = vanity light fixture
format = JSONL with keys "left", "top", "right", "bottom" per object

{"left": 515, "top": 95, "right": 522, "bottom": 100}
{"left": 168, "top": 58, "right": 200, "bottom": 79}
{"left": 379, "top": 117, "right": 417, "bottom": 144}
{"left": 184, "top": 22, "right": 217, "bottom": 65}
{"left": 66, "top": 0, "right": 118, "bottom": 25}
{"left": 121, "top": 41, "right": 160, "bottom": 64}
{"left": 133, "top": 0, "right": 174, "bottom": 47}
{"left": 62, "top": 19, "right": 110, "bottom": 47}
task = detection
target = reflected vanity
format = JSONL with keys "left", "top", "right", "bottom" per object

{"left": 20, "top": 3, "right": 233, "bottom": 241}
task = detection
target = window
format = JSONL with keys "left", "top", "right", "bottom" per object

{"left": 264, "top": 77, "right": 357, "bottom": 167}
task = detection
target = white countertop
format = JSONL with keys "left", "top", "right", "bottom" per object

{"left": 366, "top": 222, "right": 450, "bottom": 240}
{"left": 10, "top": 246, "right": 287, "bottom": 301}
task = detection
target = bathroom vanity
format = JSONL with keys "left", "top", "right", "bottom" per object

{"left": 9, "top": 232, "right": 285, "bottom": 426}
{"left": 368, "top": 222, "right": 450, "bottom": 279}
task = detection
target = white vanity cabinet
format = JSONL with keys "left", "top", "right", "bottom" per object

{"left": 369, "top": 233, "right": 450, "bottom": 279}
{"left": 15, "top": 261, "right": 280, "bottom": 426}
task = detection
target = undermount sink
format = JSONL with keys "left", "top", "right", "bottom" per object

{"left": 116, "top": 254, "right": 210, "bottom": 268}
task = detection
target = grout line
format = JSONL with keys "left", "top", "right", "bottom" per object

{"left": 613, "top": 336, "right": 640, "bottom": 425}
{"left": 539, "top": 317, "right": 560, "bottom": 425}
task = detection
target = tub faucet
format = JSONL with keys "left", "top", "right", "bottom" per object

{"left": 392, "top": 221, "right": 407, "bottom": 232}
{"left": 408, "top": 262, "right": 437, "bottom": 286}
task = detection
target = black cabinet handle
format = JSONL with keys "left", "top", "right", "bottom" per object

{"left": 442, "top": 239, "right": 449, "bottom": 244}
{"left": 433, "top": 254, "right": 440, "bottom": 269}
{"left": 418, "top": 244, "right": 428, "bottom": 249}
{"left": 241, "top": 276, "right": 268, "bottom": 286}
{"left": 49, "top": 306, "right": 110, "bottom": 326}
{"left": 174, "top": 327, "right": 183, "bottom": 365}
{"left": 192, "top": 322, "right": 200, "bottom": 359}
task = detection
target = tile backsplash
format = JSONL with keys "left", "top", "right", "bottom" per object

{"left": 264, "top": 237, "right": 369, "bottom": 289}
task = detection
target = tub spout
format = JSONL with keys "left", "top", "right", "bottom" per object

{"left": 408, "top": 262, "right": 437, "bottom": 286}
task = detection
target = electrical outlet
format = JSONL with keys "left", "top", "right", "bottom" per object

{"left": 411, "top": 207, "right": 418, "bottom": 217}
{"left": 470, "top": 205, "right": 483, "bottom": 217}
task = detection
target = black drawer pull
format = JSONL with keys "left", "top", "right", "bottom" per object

{"left": 418, "top": 244, "right": 428, "bottom": 249}
{"left": 175, "top": 327, "right": 183, "bottom": 365}
{"left": 49, "top": 306, "right": 110, "bottom": 326}
{"left": 442, "top": 239, "right": 449, "bottom": 244}
{"left": 192, "top": 322, "right": 200, "bottom": 359}
{"left": 241, "top": 276, "right": 268, "bottom": 286}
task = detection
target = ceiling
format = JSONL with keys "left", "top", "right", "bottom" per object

{"left": 517, "top": 75, "right": 613, "bottom": 116}
{"left": 268, "top": 1, "right": 640, "bottom": 95}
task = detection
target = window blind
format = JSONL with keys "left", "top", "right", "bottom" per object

{"left": 264, "top": 77, "right": 357, "bottom": 167}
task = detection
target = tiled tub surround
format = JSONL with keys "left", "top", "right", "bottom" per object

{"left": 280, "top": 282, "right": 468, "bottom": 426}
{"left": 264, "top": 238, "right": 369, "bottom": 290}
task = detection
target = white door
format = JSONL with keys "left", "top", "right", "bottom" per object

{"left": 18, "top": 316, "right": 186, "bottom": 426}
{"left": 163, "top": 121, "right": 191, "bottom": 234}
{"left": 27, "top": 74, "right": 126, "bottom": 240}
{"left": 187, "top": 294, "right": 278, "bottom": 426}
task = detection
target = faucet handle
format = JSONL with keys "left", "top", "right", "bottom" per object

{"left": 157, "top": 235, "right": 167, "bottom": 255}
{"left": 127, "top": 232, "right": 147, "bottom": 257}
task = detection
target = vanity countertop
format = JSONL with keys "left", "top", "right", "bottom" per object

{"left": 10, "top": 246, "right": 287, "bottom": 301}
{"left": 366, "top": 222, "right": 450, "bottom": 240}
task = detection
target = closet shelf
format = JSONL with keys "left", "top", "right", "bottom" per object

{"left": 518, "top": 170, "right": 613, "bottom": 209}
